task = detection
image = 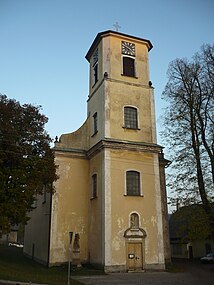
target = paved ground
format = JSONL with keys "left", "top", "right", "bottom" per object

{"left": 73, "top": 260, "right": 214, "bottom": 285}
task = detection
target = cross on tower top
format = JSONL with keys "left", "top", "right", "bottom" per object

{"left": 113, "top": 22, "right": 121, "bottom": 32}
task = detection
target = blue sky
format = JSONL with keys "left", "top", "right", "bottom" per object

{"left": 0, "top": 0, "right": 213, "bottom": 145}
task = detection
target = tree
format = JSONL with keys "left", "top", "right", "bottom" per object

{"left": 161, "top": 44, "right": 214, "bottom": 233}
{"left": 169, "top": 204, "right": 213, "bottom": 242}
{"left": 0, "top": 95, "right": 58, "bottom": 232}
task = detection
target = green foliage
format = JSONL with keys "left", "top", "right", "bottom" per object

{"left": 0, "top": 95, "right": 58, "bottom": 230}
{"left": 170, "top": 205, "right": 213, "bottom": 242}
{"left": 0, "top": 245, "right": 81, "bottom": 285}
{"left": 0, "top": 245, "right": 103, "bottom": 285}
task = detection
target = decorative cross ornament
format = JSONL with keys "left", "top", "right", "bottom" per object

{"left": 113, "top": 22, "right": 121, "bottom": 32}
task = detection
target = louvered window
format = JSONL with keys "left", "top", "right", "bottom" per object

{"left": 123, "top": 56, "right": 135, "bottom": 77}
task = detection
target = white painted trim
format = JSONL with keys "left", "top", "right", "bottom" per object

{"left": 129, "top": 211, "right": 141, "bottom": 228}
{"left": 121, "top": 55, "right": 136, "bottom": 77}
{"left": 149, "top": 88, "right": 157, "bottom": 143}
{"left": 153, "top": 154, "right": 165, "bottom": 264}
{"left": 102, "top": 36, "right": 111, "bottom": 139}
{"left": 104, "top": 80, "right": 110, "bottom": 138}
{"left": 123, "top": 105, "right": 140, "bottom": 129}
{"left": 104, "top": 149, "right": 111, "bottom": 266}
{"left": 124, "top": 169, "right": 143, "bottom": 196}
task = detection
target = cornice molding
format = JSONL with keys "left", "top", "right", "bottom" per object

{"left": 87, "top": 139, "right": 162, "bottom": 159}
{"left": 54, "top": 148, "right": 87, "bottom": 159}
{"left": 54, "top": 139, "right": 163, "bottom": 160}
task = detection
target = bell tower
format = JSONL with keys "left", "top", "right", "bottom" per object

{"left": 85, "top": 31, "right": 156, "bottom": 149}
{"left": 84, "top": 31, "right": 170, "bottom": 271}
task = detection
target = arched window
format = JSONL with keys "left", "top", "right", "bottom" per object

{"left": 124, "top": 107, "right": 138, "bottom": 129}
{"left": 130, "top": 213, "right": 139, "bottom": 229}
{"left": 126, "top": 171, "right": 140, "bottom": 196}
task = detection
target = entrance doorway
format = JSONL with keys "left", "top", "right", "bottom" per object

{"left": 127, "top": 242, "right": 143, "bottom": 271}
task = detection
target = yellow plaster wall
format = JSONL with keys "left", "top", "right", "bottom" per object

{"left": 88, "top": 33, "right": 150, "bottom": 94}
{"left": 109, "top": 35, "right": 150, "bottom": 85}
{"left": 87, "top": 86, "right": 105, "bottom": 148}
{"left": 108, "top": 81, "right": 153, "bottom": 142}
{"left": 87, "top": 33, "right": 154, "bottom": 146}
{"left": 49, "top": 154, "right": 89, "bottom": 265}
{"left": 89, "top": 41, "right": 104, "bottom": 96}
{"left": 88, "top": 151, "right": 104, "bottom": 264}
{"left": 109, "top": 150, "right": 161, "bottom": 265}
{"left": 55, "top": 118, "right": 89, "bottom": 150}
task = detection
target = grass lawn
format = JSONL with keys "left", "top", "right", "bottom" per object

{"left": 0, "top": 245, "right": 104, "bottom": 285}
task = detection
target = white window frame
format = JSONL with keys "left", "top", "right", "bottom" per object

{"left": 124, "top": 169, "right": 143, "bottom": 196}
{"left": 123, "top": 105, "right": 140, "bottom": 129}
{"left": 121, "top": 55, "right": 136, "bottom": 77}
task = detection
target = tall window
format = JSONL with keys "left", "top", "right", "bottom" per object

{"left": 126, "top": 171, "right": 140, "bottom": 196}
{"left": 93, "top": 112, "right": 98, "bottom": 134}
{"left": 121, "top": 41, "right": 135, "bottom": 77}
{"left": 92, "top": 48, "right": 98, "bottom": 86}
{"left": 124, "top": 107, "right": 138, "bottom": 129}
{"left": 92, "top": 174, "right": 97, "bottom": 198}
{"left": 122, "top": 57, "right": 135, "bottom": 77}
{"left": 93, "top": 64, "right": 98, "bottom": 84}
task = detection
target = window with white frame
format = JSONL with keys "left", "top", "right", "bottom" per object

{"left": 124, "top": 106, "right": 138, "bottom": 129}
{"left": 126, "top": 170, "right": 140, "bottom": 196}
{"left": 122, "top": 56, "right": 135, "bottom": 77}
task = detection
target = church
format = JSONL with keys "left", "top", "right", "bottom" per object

{"left": 24, "top": 30, "right": 170, "bottom": 272}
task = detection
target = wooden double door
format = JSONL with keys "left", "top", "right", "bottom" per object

{"left": 127, "top": 242, "right": 143, "bottom": 271}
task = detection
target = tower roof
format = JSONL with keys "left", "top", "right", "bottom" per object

{"left": 85, "top": 30, "right": 153, "bottom": 62}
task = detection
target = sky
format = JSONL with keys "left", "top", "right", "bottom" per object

{"left": 0, "top": 0, "right": 213, "bottom": 146}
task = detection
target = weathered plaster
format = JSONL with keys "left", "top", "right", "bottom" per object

{"left": 24, "top": 31, "right": 169, "bottom": 272}
{"left": 149, "top": 87, "right": 157, "bottom": 143}
{"left": 104, "top": 149, "right": 112, "bottom": 265}
{"left": 153, "top": 154, "right": 165, "bottom": 267}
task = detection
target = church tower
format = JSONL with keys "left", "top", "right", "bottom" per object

{"left": 24, "top": 30, "right": 170, "bottom": 272}
{"left": 82, "top": 30, "right": 169, "bottom": 271}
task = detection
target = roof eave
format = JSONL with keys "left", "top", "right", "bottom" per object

{"left": 85, "top": 30, "right": 153, "bottom": 62}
